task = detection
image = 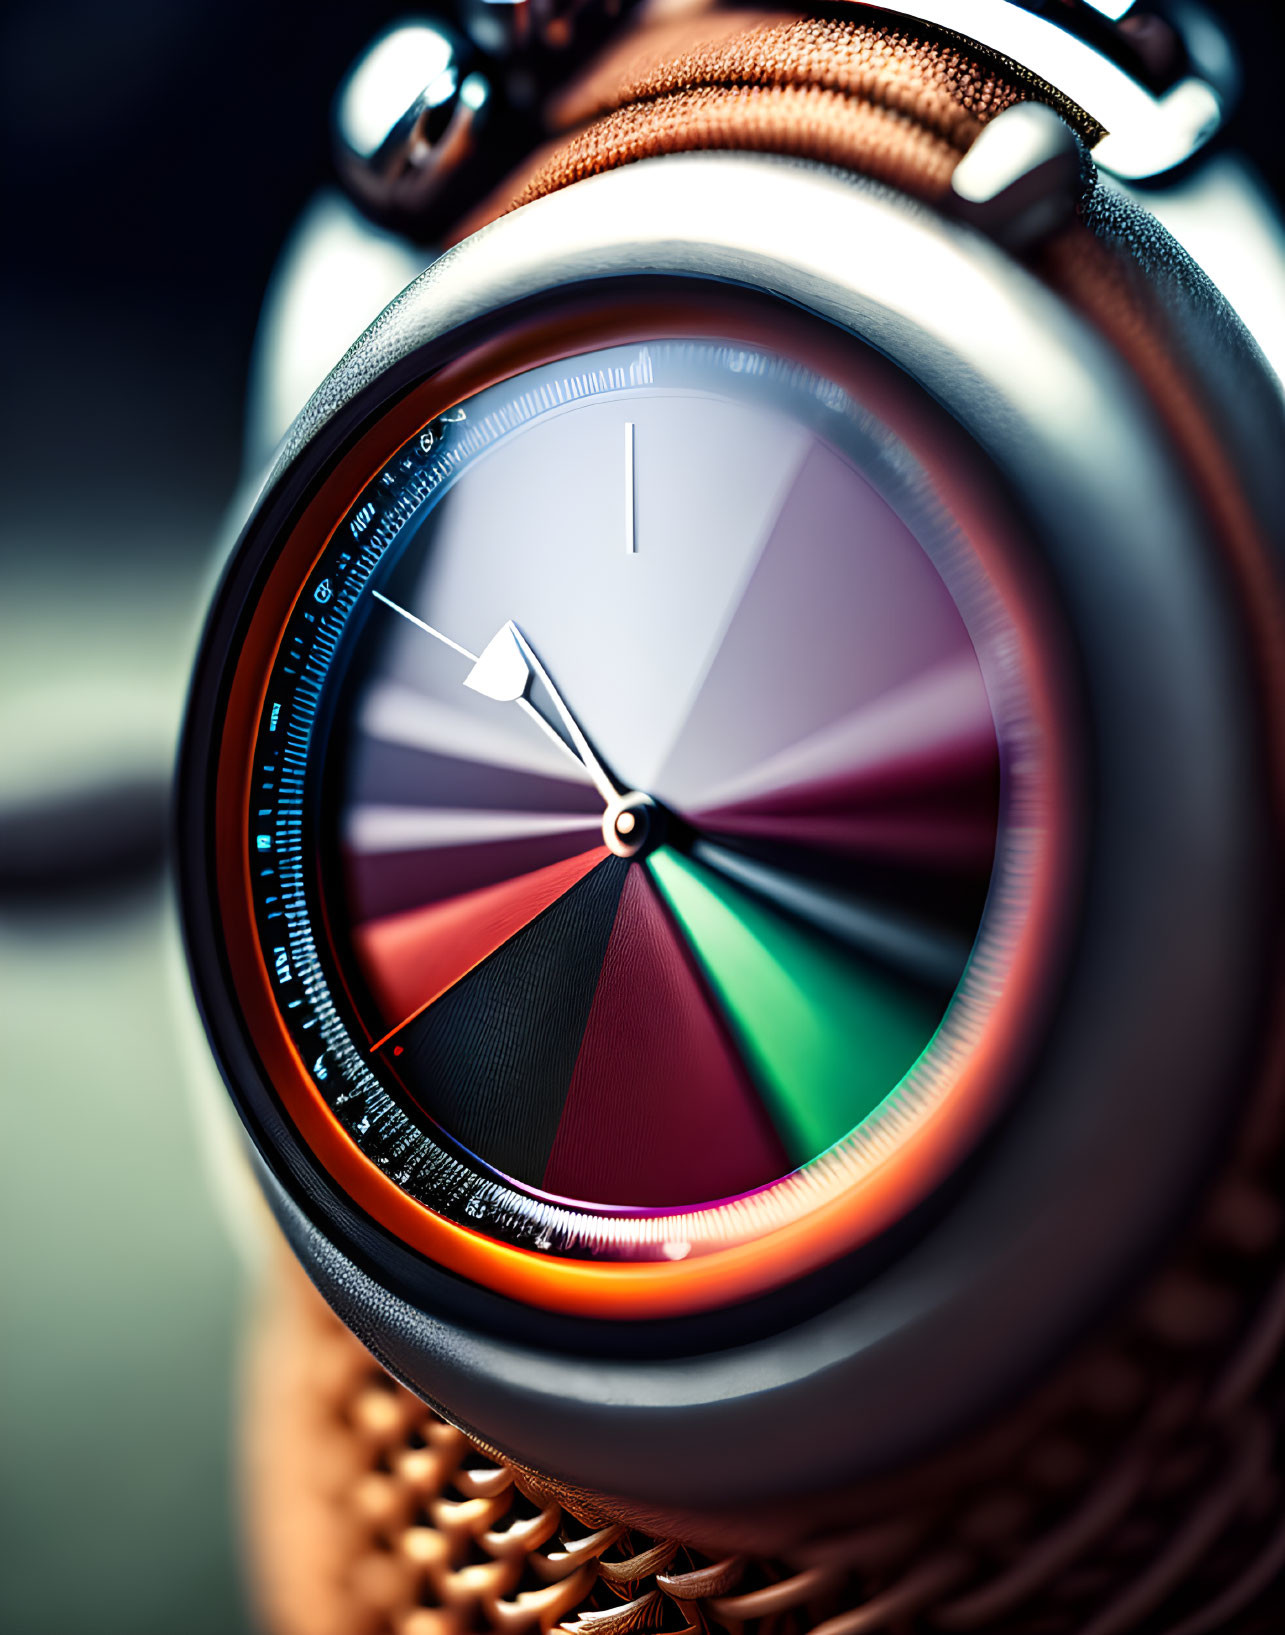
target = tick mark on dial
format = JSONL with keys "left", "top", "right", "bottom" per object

{"left": 624, "top": 420, "right": 637, "bottom": 555}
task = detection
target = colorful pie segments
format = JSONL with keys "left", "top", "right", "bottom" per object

{"left": 341, "top": 646, "right": 1000, "bottom": 1215}
{"left": 326, "top": 374, "right": 1025, "bottom": 1230}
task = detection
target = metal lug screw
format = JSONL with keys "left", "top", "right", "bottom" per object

{"left": 460, "top": 0, "right": 598, "bottom": 57}
{"left": 333, "top": 19, "right": 491, "bottom": 225}
{"left": 1082, "top": 0, "right": 1135, "bottom": 20}
{"left": 602, "top": 792, "right": 659, "bottom": 859}
{"left": 949, "top": 103, "right": 1088, "bottom": 252}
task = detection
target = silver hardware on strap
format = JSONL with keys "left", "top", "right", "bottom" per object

{"left": 857, "top": 2, "right": 1234, "bottom": 179}
{"left": 331, "top": 2, "right": 1236, "bottom": 234}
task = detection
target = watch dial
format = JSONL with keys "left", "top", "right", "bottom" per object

{"left": 238, "top": 334, "right": 1054, "bottom": 1286}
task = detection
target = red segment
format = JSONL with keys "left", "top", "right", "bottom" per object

{"left": 345, "top": 824, "right": 603, "bottom": 924}
{"left": 357, "top": 846, "right": 608, "bottom": 1045}
{"left": 542, "top": 866, "right": 788, "bottom": 1207}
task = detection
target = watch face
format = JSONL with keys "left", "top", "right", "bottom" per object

{"left": 208, "top": 312, "right": 1066, "bottom": 1317}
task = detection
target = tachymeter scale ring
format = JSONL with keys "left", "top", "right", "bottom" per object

{"left": 212, "top": 298, "right": 1073, "bottom": 1318}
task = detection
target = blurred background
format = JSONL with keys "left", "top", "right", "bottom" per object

{"left": 0, "top": 3, "right": 1281, "bottom": 1632}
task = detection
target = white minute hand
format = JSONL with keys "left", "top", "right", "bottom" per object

{"left": 464, "top": 620, "right": 623, "bottom": 808}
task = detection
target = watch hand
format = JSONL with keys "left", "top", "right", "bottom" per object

{"left": 371, "top": 592, "right": 619, "bottom": 804}
{"left": 371, "top": 590, "right": 478, "bottom": 662}
{"left": 465, "top": 621, "right": 623, "bottom": 808}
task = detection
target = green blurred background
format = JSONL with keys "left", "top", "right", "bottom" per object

{"left": 0, "top": 531, "right": 255, "bottom": 1635}
{"left": 1, "top": 4, "right": 411, "bottom": 1624}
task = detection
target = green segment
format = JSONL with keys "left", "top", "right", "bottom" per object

{"left": 648, "top": 848, "right": 941, "bottom": 1165}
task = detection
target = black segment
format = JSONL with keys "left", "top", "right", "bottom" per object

{"left": 694, "top": 828, "right": 995, "bottom": 941}
{"left": 386, "top": 857, "right": 629, "bottom": 1185}
{"left": 692, "top": 838, "right": 970, "bottom": 995}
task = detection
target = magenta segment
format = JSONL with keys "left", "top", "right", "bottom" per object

{"left": 653, "top": 439, "right": 975, "bottom": 812}
{"left": 542, "top": 866, "right": 789, "bottom": 1207}
{"left": 692, "top": 655, "right": 994, "bottom": 814}
{"left": 697, "top": 806, "right": 998, "bottom": 870}
{"left": 689, "top": 644, "right": 999, "bottom": 872}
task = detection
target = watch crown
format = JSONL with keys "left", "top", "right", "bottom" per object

{"left": 333, "top": 19, "right": 491, "bottom": 227}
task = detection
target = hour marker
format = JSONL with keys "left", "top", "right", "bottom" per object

{"left": 624, "top": 420, "right": 637, "bottom": 554}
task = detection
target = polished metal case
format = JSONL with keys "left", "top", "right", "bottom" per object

{"left": 180, "top": 151, "right": 1273, "bottom": 1528}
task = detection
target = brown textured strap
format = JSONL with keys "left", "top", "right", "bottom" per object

{"left": 241, "top": 1251, "right": 955, "bottom": 1634}
{"left": 246, "top": 1236, "right": 1285, "bottom": 1635}
{"left": 459, "top": 7, "right": 1102, "bottom": 232}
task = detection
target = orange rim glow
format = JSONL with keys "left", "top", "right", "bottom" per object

{"left": 214, "top": 295, "right": 1075, "bottom": 1318}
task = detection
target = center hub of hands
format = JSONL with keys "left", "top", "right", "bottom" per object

{"left": 604, "top": 792, "right": 661, "bottom": 859}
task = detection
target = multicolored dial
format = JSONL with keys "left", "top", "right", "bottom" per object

{"left": 231, "top": 330, "right": 1059, "bottom": 1308}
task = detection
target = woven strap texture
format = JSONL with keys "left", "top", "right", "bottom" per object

{"left": 247, "top": 1241, "right": 1285, "bottom": 1635}
{"left": 459, "top": 5, "right": 1102, "bottom": 230}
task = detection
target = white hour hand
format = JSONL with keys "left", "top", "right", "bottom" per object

{"left": 463, "top": 624, "right": 531, "bottom": 703}
{"left": 470, "top": 620, "right": 621, "bottom": 807}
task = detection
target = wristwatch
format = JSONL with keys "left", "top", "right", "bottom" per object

{"left": 177, "top": 3, "right": 1285, "bottom": 1631}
